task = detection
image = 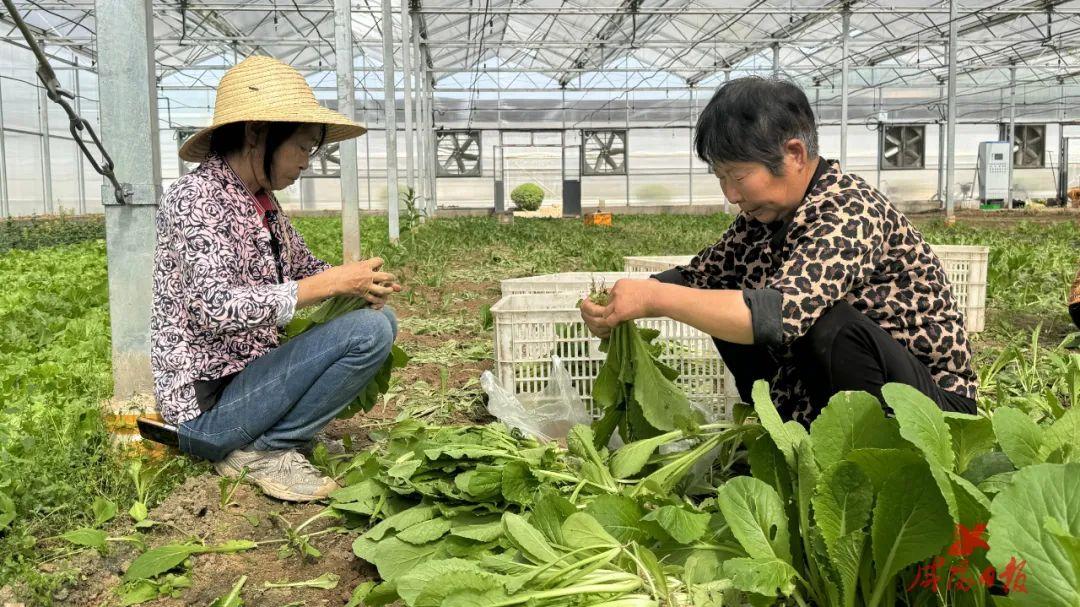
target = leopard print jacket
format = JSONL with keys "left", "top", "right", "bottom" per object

{"left": 674, "top": 160, "right": 978, "bottom": 419}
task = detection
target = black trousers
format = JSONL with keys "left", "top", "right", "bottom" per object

{"left": 1071, "top": 302, "right": 1080, "bottom": 330}
{"left": 715, "top": 301, "right": 978, "bottom": 420}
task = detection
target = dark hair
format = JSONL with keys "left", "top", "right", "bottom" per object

{"left": 694, "top": 77, "right": 818, "bottom": 176}
{"left": 209, "top": 121, "right": 327, "bottom": 182}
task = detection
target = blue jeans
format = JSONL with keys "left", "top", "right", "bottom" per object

{"left": 178, "top": 306, "right": 398, "bottom": 461}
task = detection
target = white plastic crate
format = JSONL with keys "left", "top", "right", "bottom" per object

{"left": 929, "top": 244, "right": 989, "bottom": 333}
{"left": 624, "top": 246, "right": 989, "bottom": 333}
{"left": 500, "top": 271, "right": 653, "bottom": 297}
{"left": 623, "top": 255, "right": 694, "bottom": 273}
{"left": 491, "top": 293, "right": 739, "bottom": 420}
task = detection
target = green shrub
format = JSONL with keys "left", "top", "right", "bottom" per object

{"left": 510, "top": 183, "right": 544, "bottom": 211}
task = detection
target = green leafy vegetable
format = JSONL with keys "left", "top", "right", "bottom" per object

{"left": 590, "top": 318, "right": 696, "bottom": 446}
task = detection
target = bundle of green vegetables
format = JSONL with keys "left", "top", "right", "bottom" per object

{"left": 284, "top": 294, "right": 409, "bottom": 419}
{"left": 586, "top": 289, "right": 698, "bottom": 448}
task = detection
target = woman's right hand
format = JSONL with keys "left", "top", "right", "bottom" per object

{"left": 330, "top": 257, "right": 401, "bottom": 308}
{"left": 298, "top": 257, "right": 401, "bottom": 309}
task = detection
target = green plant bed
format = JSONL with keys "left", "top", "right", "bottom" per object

{"left": 0, "top": 213, "right": 105, "bottom": 253}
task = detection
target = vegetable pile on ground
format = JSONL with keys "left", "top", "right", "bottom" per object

{"left": 323, "top": 374, "right": 1080, "bottom": 607}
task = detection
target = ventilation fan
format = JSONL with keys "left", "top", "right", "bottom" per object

{"left": 880, "top": 125, "right": 924, "bottom": 169}
{"left": 436, "top": 130, "right": 482, "bottom": 177}
{"left": 581, "top": 130, "right": 627, "bottom": 176}
{"left": 1014, "top": 124, "right": 1045, "bottom": 168}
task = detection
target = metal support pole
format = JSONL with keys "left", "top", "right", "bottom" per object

{"left": 723, "top": 70, "right": 729, "bottom": 214}
{"left": 412, "top": 11, "right": 425, "bottom": 216}
{"left": 840, "top": 8, "right": 850, "bottom": 168}
{"left": 0, "top": 76, "right": 9, "bottom": 218}
{"left": 423, "top": 58, "right": 436, "bottom": 216}
{"left": 945, "top": 0, "right": 958, "bottom": 219}
{"left": 334, "top": 0, "right": 361, "bottom": 260}
{"left": 625, "top": 92, "right": 630, "bottom": 207}
{"left": 362, "top": 49, "right": 372, "bottom": 210}
{"left": 401, "top": 0, "right": 415, "bottom": 195}
{"left": 875, "top": 86, "right": 883, "bottom": 190}
{"left": 560, "top": 87, "right": 566, "bottom": 209}
{"left": 96, "top": 0, "right": 162, "bottom": 400}
{"left": 1006, "top": 65, "right": 1016, "bottom": 209}
{"left": 936, "top": 83, "right": 946, "bottom": 204}
{"left": 772, "top": 43, "right": 781, "bottom": 79}
{"left": 74, "top": 59, "right": 86, "bottom": 214}
{"left": 424, "top": 67, "right": 436, "bottom": 216}
{"left": 688, "top": 86, "right": 694, "bottom": 206}
{"left": 381, "top": 0, "right": 400, "bottom": 242}
{"left": 38, "top": 87, "right": 53, "bottom": 214}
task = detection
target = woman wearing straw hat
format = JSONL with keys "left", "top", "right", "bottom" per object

{"left": 151, "top": 56, "right": 401, "bottom": 502}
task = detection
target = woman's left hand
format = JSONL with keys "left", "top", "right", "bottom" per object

{"left": 580, "top": 278, "right": 659, "bottom": 333}
{"left": 366, "top": 280, "right": 402, "bottom": 310}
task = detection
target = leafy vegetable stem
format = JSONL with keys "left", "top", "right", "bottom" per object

{"left": 621, "top": 546, "right": 659, "bottom": 598}
{"left": 486, "top": 576, "right": 642, "bottom": 607}
{"left": 531, "top": 469, "right": 612, "bottom": 492}
{"left": 569, "top": 479, "right": 588, "bottom": 503}
{"left": 294, "top": 508, "right": 336, "bottom": 534}
{"left": 254, "top": 527, "right": 340, "bottom": 547}
{"left": 540, "top": 547, "right": 622, "bottom": 588}
{"left": 521, "top": 545, "right": 615, "bottom": 585}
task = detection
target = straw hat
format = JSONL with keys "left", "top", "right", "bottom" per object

{"left": 179, "top": 55, "right": 366, "bottom": 162}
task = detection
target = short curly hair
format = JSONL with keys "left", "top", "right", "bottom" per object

{"left": 694, "top": 77, "right": 819, "bottom": 176}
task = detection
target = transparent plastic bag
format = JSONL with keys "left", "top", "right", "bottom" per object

{"left": 480, "top": 356, "right": 592, "bottom": 443}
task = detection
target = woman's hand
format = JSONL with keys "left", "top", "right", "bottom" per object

{"left": 579, "top": 278, "right": 659, "bottom": 338}
{"left": 333, "top": 257, "right": 402, "bottom": 309}
{"left": 298, "top": 257, "right": 402, "bottom": 309}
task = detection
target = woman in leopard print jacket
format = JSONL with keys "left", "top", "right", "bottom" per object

{"left": 581, "top": 77, "right": 979, "bottom": 423}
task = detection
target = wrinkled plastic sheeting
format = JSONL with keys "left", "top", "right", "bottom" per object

{"left": 481, "top": 356, "right": 592, "bottom": 443}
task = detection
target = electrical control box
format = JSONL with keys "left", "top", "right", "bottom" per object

{"left": 978, "top": 141, "right": 1012, "bottom": 202}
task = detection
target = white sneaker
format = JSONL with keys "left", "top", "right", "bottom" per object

{"left": 214, "top": 449, "right": 340, "bottom": 502}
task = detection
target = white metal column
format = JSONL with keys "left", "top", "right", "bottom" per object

{"left": 423, "top": 57, "right": 437, "bottom": 216}
{"left": 38, "top": 87, "right": 53, "bottom": 214}
{"left": 840, "top": 8, "right": 850, "bottom": 168}
{"left": 936, "top": 82, "right": 946, "bottom": 205}
{"left": 74, "top": 60, "right": 86, "bottom": 214}
{"left": 362, "top": 49, "right": 373, "bottom": 210}
{"left": 334, "top": 0, "right": 361, "bottom": 260}
{"left": 688, "top": 85, "right": 694, "bottom": 206}
{"left": 945, "top": 0, "right": 958, "bottom": 219}
{"left": 96, "top": 0, "right": 162, "bottom": 399}
{"left": 411, "top": 11, "right": 425, "bottom": 215}
{"left": 625, "top": 92, "right": 631, "bottom": 206}
{"left": 381, "top": 0, "right": 400, "bottom": 242}
{"left": 1006, "top": 64, "right": 1016, "bottom": 209}
{"left": 0, "top": 76, "right": 8, "bottom": 218}
{"left": 401, "top": 0, "right": 415, "bottom": 195}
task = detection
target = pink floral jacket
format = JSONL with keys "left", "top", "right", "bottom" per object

{"left": 151, "top": 155, "right": 330, "bottom": 424}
